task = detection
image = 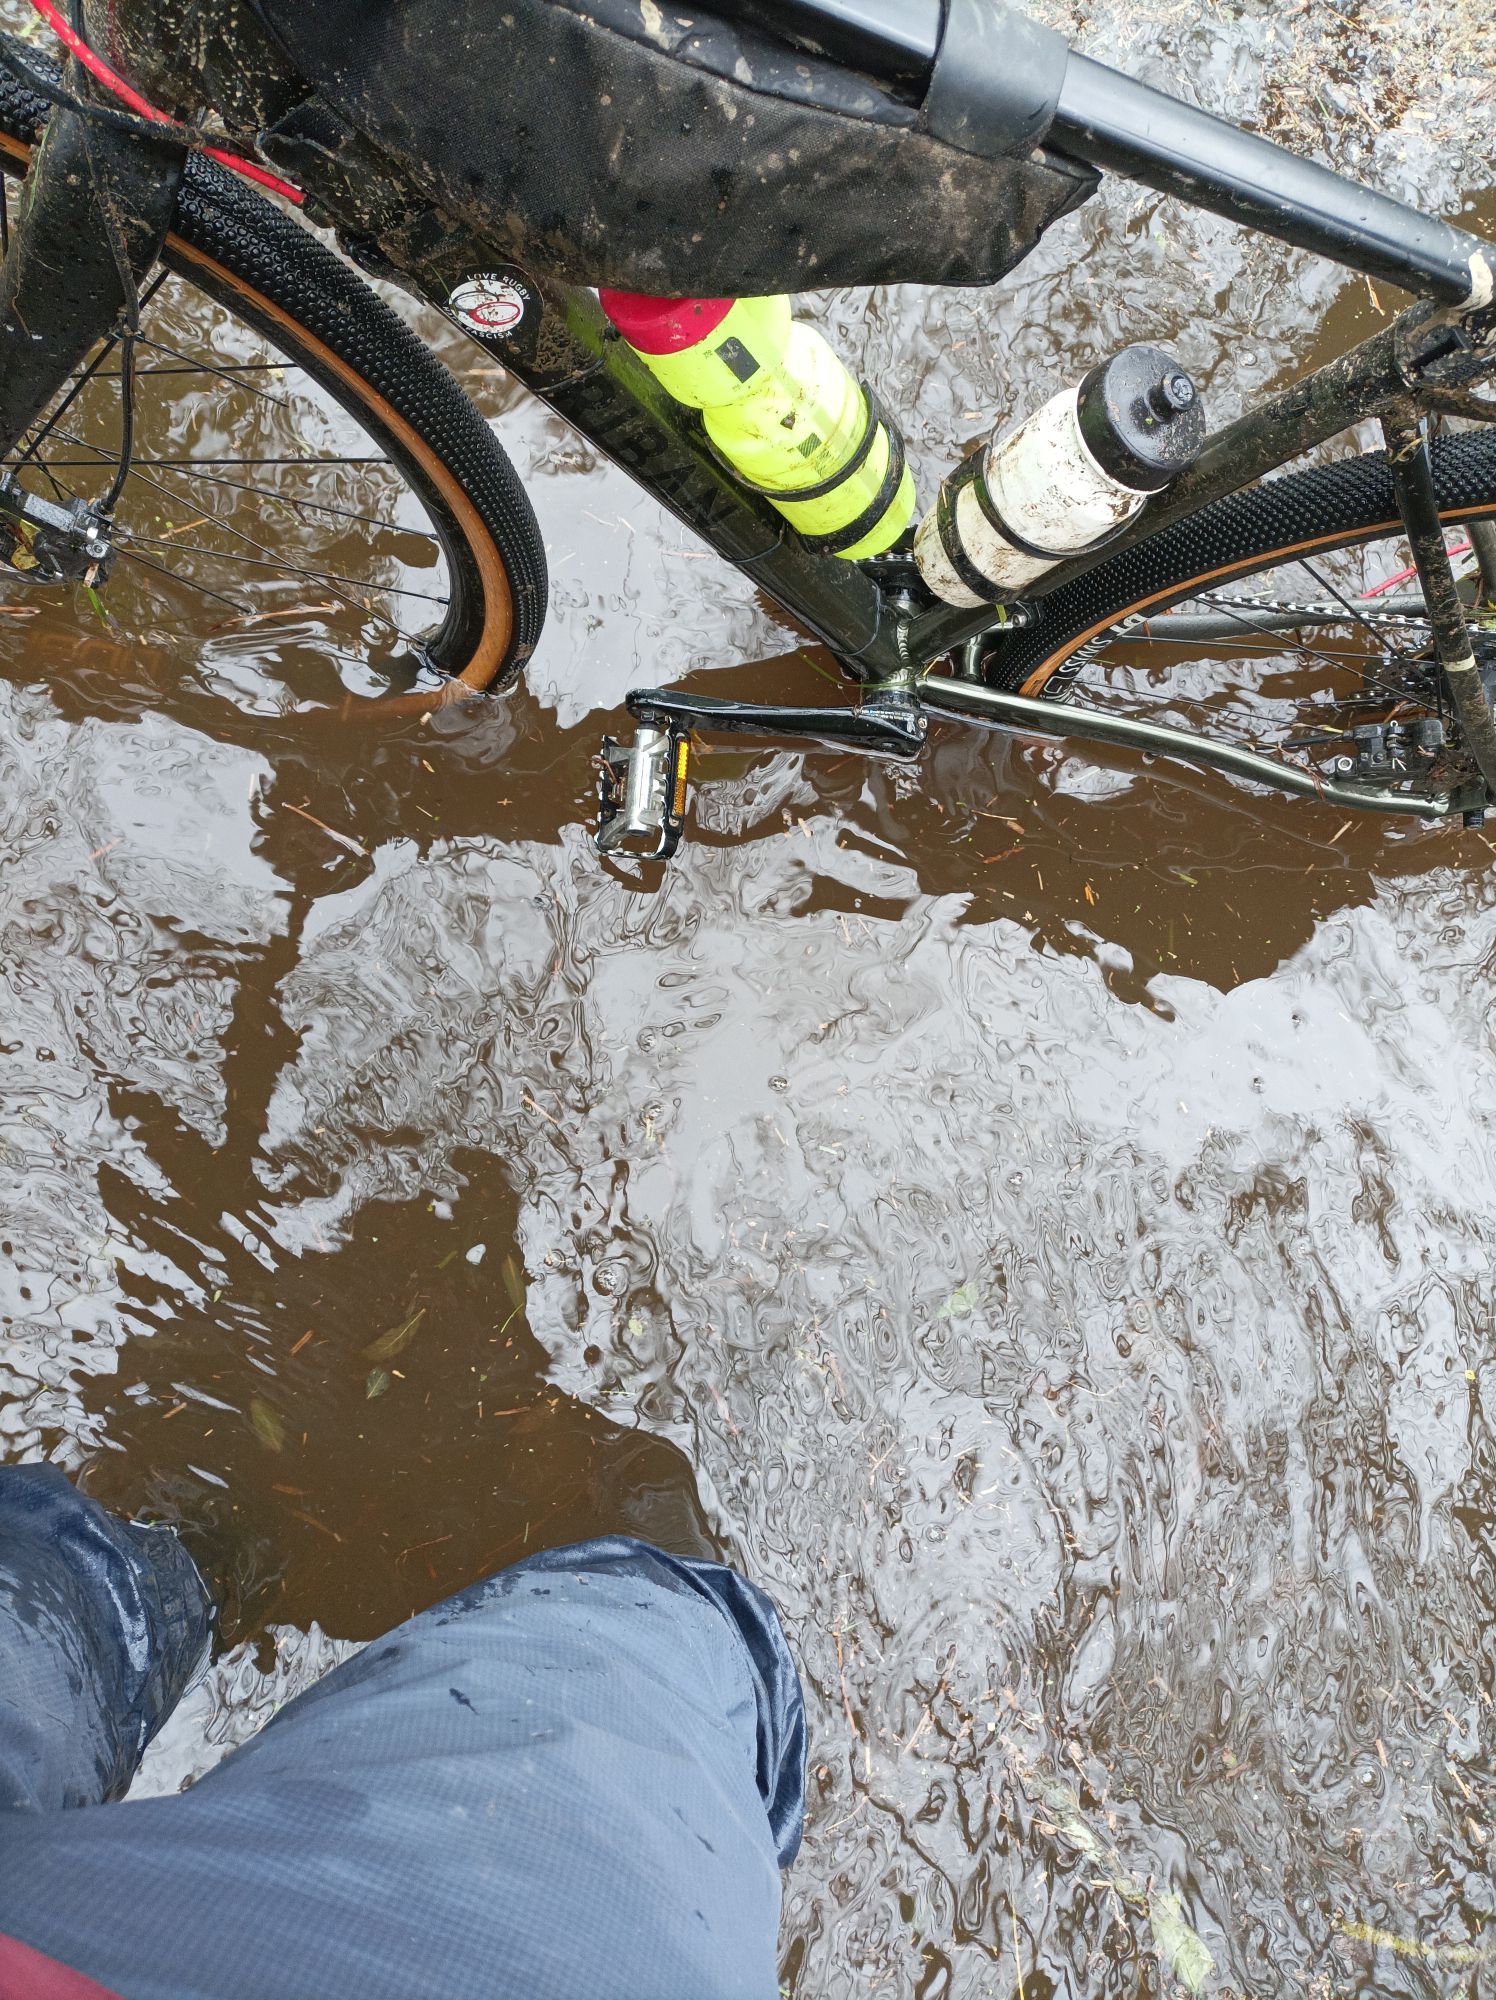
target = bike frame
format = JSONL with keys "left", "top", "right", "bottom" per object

{"left": 7, "top": 5, "right": 1496, "bottom": 829}
{"left": 426, "top": 265, "right": 1496, "bottom": 682}
{"left": 328, "top": 0, "right": 1496, "bottom": 829}
{"left": 384, "top": 229, "right": 1496, "bottom": 825}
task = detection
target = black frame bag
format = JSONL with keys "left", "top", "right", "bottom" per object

{"left": 112, "top": 0, "right": 1096, "bottom": 294}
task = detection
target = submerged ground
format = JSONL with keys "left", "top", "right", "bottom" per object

{"left": 3, "top": 0, "right": 1496, "bottom": 1992}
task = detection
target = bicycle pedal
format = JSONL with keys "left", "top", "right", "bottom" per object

{"left": 595, "top": 721, "right": 691, "bottom": 861}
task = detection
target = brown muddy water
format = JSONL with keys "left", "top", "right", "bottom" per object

{"left": 4, "top": 2, "right": 1496, "bottom": 1994}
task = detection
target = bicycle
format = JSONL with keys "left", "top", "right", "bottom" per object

{"left": 3, "top": 0, "right": 1496, "bottom": 861}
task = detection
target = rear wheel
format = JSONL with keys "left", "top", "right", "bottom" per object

{"left": 0, "top": 40, "right": 547, "bottom": 709}
{"left": 982, "top": 431, "right": 1496, "bottom": 813}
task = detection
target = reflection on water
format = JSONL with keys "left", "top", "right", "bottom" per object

{"left": 3, "top": 0, "right": 1496, "bottom": 1991}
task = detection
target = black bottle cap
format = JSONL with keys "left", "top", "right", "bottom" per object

{"left": 1075, "top": 343, "right": 1206, "bottom": 492}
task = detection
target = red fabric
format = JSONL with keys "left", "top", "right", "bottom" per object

{"left": 0, "top": 1932, "right": 124, "bottom": 2000}
{"left": 598, "top": 290, "right": 734, "bottom": 354}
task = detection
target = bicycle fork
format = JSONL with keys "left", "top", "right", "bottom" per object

{"left": 0, "top": 87, "right": 183, "bottom": 579}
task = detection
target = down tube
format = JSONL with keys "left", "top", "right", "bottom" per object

{"left": 402, "top": 255, "right": 909, "bottom": 682}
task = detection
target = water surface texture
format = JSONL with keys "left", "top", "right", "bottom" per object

{"left": 4, "top": 1, "right": 1496, "bottom": 1993}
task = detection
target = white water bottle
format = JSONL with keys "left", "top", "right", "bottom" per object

{"left": 915, "top": 344, "right": 1205, "bottom": 608}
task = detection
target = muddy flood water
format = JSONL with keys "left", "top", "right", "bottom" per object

{"left": 5, "top": 0, "right": 1496, "bottom": 1993}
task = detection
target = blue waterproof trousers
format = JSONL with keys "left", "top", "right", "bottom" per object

{"left": 0, "top": 1464, "right": 805, "bottom": 2000}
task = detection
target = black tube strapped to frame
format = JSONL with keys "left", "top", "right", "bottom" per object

{"left": 727, "top": 0, "right": 1495, "bottom": 305}
{"left": 1049, "top": 53, "right": 1493, "bottom": 308}
{"left": 922, "top": 0, "right": 1068, "bottom": 157}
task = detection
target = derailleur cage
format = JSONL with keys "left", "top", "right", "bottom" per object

{"left": 0, "top": 470, "right": 115, "bottom": 585}
{"left": 593, "top": 680, "right": 930, "bottom": 861}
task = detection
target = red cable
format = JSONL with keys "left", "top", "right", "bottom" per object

{"left": 1362, "top": 537, "right": 1472, "bottom": 598}
{"left": 23, "top": 0, "right": 304, "bottom": 204}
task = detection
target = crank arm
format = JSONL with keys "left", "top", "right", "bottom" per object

{"left": 594, "top": 682, "right": 929, "bottom": 862}
{"left": 623, "top": 684, "right": 930, "bottom": 758}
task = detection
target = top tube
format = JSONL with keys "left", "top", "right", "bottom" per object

{"left": 725, "top": 0, "right": 1495, "bottom": 306}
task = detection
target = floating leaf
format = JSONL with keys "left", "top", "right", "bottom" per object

{"left": 1151, "top": 1891, "right": 1215, "bottom": 1993}
{"left": 248, "top": 1396, "right": 286, "bottom": 1454}
{"left": 364, "top": 1306, "right": 426, "bottom": 1363}
{"left": 938, "top": 1283, "right": 979, "bottom": 1321}
{"left": 365, "top": 1368, "right": 392, "bottom": 1399}
{"left": 1039, "top": 1781, "right": 1113, "bottom": 1877}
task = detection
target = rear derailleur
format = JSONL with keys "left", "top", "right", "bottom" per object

{"left": 0, "top": 470, "right": 115, "bottom": 585}
{"left": 595, "top": 679, "right": 927, "bottom": 861}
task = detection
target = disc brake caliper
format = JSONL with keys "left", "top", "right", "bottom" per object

{"left": 0, "top": 470, "right": 114, "bottom": 585}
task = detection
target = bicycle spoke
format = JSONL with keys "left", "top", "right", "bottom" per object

{"left": 95, "top": 362, "right": 306, "bottom": 379}
{"left": 1109, "top": 634, "right": 1438, "bottom": 713}
{"left": 14, "top": 270, "right": 169, "bottom": 470}
{"left": 1296, "top": 555, "right": 1421, "bottom": 664}
{"left": 153, "top": 462, "right": 439, "bottom": 538}
{"left": 12, "top": 423, "right": 433, "bottom": 540}
{"left": 116, "top": 530, "right": 451, "bottom": 604}
{"left": 1077, "top": 629, "right": 1430, "bottom": 707}
{"left": 131, "top": 332, "right": 303, "bottom": 417}
{"left": 112, "top": 524, "right": 418, "bottom": 646}
{"left": 1115, "top": 632, "right": 1397, "bottom": 663}
{"left": 8, "top": 454, "right": 393, "bottom": 469}
{"left": 116, "top": 546, "right": 251, "bottom": 615}
{"left": 12, "top": 426, "right": 438, "bottom": 652}
{"left": 109, "top": 460, "right": 427, "bottom": 645}
{"left": 1171, "top": 590, "right": 1433, "bottom": 710}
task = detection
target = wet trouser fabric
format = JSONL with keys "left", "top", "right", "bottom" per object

{"left": 0, "top": 1465, "right": 806, "bottom": 2000}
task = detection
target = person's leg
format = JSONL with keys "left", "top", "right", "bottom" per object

{"left": 0, "top": 1527, "right": 806, "bottom": 2000}
{"left": 0, "top": 1464, "right": 212, "bottom": 1814}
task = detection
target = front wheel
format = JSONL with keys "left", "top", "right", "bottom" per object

{"left": 982, "top": 430, "right": 1496, "bottom": 816}
{"left": 0, "top": 39, "right": 548, "bottom": 708}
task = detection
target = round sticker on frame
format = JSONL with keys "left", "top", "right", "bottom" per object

{"left": 448, "top": 274, "right": 533, "bottom": 338}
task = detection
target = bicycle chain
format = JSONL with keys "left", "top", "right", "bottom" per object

{"left": 1118, "top": 591, "right": 1443, "bottom": 632}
